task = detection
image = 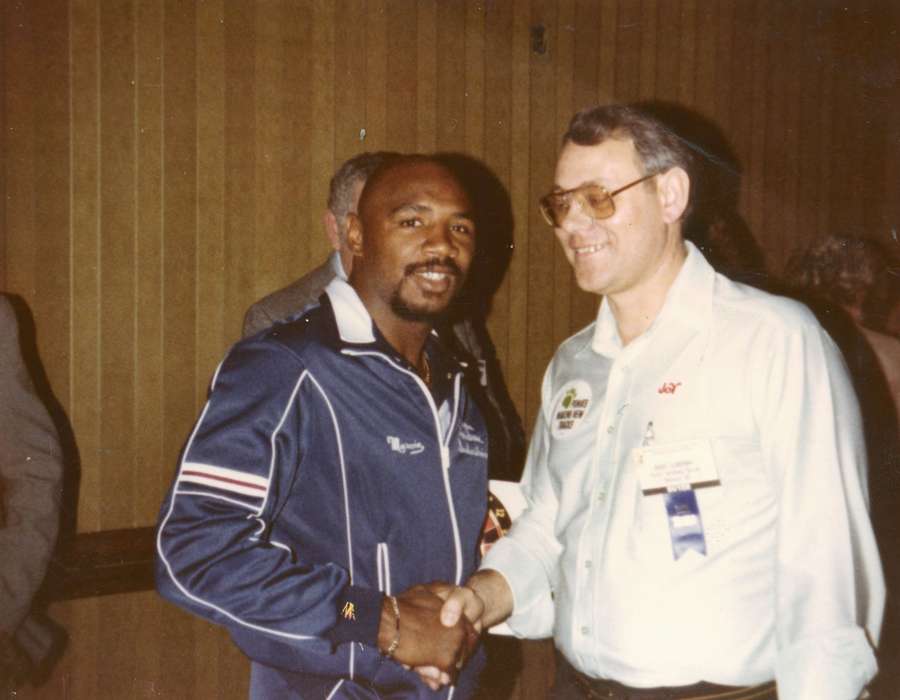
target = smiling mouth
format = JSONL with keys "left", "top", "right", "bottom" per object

{"left": 416, "top": 270, "right": 453, "bottom": 281}
{"left": 573, "top": 243, "right": 609, "bottom": 257}
{"left": 405, "top": 258, "right": 463, "bottom": 284}
{"left": 411, "top": 268, "right": 459, "bottom": 296}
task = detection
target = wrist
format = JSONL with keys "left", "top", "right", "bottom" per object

{"left": 377, "top": 594, "right": 400, "bottom": 657}
{"left": 468, "top": 569, "right": 513, "bottom": 628}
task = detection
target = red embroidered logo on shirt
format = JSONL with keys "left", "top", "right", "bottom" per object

{"left": 657, "top": 382, "right": 682, "bottom": 395}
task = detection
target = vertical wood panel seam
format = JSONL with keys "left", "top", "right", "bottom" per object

{"left": 0, "top": 3, "right": 4, "bottom": 292}
{"left": 160, "top": 0, "right": 167, "bottom": 443}
{"left": 68, "top": 0, "right": 75, "bottom": 410}
{"left": 194, "top": 0, "right": 201, "bottom": 412}
{"left": 133, "top": 0, "right": 141, "bottom": 524}
{"left": 95, "top": 0, "right": 103, "bottom": 439}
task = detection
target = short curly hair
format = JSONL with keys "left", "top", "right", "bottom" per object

{"left": 786, "top": 234, "right": 886, "bottom": 311}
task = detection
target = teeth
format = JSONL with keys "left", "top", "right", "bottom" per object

{"left": 574, "top": 244, "right": 606, "bottom": 256}
{"left": 419, "top": 271, "right": 448, "bottom": 280}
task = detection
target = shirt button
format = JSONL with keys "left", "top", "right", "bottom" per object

{"left": 581, "top": 626, "right": 590, "bottom": 636}
{"left": 584, "top": 560, "right": 592, "bottom": 569}
{"left": 597, "top": 490, "right": 606, "bottom": 502}
{"left": 606, "top": 425, "right": 614, "bottom": 434}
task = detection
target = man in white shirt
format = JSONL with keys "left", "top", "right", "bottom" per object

{"left": 431, "top": 104, "right": 885, "bottom": 699}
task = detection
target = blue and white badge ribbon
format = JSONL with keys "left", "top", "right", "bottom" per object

{"left": 664, "top": 489, "right": 707, "bottom": 559}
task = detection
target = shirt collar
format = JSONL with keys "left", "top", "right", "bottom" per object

{"left": 322, "top": 275, "right": 449, "bottom": 351}
{"left": 322, "top": 277, "right": 461, "bottom": 391}
{"left": 591, "top": 241, "right": 716, "bottom": 357}
{"left": 324, "top": 277, "right": 377, "bottom": 344}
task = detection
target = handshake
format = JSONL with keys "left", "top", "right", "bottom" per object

{"left": 375, "top": 570, "right": 512, "bottom": 689}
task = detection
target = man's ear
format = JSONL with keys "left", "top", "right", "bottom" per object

{"left": 656, "top": 167, "right": 691, "bottom": 224}
{"left": 324, "top": 209, "right": 342, "bottom": 251}
{"left": 345, "top": 213, "right": 364, "bottom": 257}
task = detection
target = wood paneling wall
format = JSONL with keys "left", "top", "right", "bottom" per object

{"left": 3, "top": 1, "right": 897, "bottom": 697}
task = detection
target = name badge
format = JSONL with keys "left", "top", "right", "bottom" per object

{"left": 635, "top": 439, "right": 719, "bottom": 560}
{"left": 636, "top": 439, "right": 720, "bottom": 495}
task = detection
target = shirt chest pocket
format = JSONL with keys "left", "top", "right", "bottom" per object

{"left": 630, "top": 437, "right": 768, "bottom": 562}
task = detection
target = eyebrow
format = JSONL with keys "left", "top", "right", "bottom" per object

{"left": 390, "top": 203, "right": 432, "bottom": 217}
{"left": 551, "top": 179, "right": 605, "bottom": 194}
{"left": 389, "top": 202, "right": 476, "bottom": 221}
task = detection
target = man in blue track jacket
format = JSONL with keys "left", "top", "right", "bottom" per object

{"left": 156, "top": 155, "right": 489, "bottom": 699}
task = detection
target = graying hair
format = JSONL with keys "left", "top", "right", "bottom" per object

{"left": 562, "top": 104, "right": 695, "bottom": 217}
{"left": 327, "top": 151, "right": 399, "bottom": 237}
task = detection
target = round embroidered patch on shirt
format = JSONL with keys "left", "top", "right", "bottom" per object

{"left": 550, "top": 380, "right": 593, "bottom": 439}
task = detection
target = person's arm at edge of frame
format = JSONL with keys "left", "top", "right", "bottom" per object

{"left": 760, "top": 311, "right": 885, "bottom": 699}
{"left": 0, "top": 299, "right": 63, "bottom": 656}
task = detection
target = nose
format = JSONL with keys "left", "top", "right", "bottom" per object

{"left": 558, "top": 197, "right": 593, "bottom": 235}
{"left": 423, "top": 222, "right": 459, "bottom": 258}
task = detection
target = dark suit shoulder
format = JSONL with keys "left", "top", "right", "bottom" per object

{"left": 0, "top": 296, "right": 23, "bottom": 379}
{"left": 0, "top": 295, "right": 16, "bottom": 336}
{"left": 246, "top": 296, "right": 339, "bottom": 359}
{"left": 242, "top": 259, "right": 337, "bottom": 337}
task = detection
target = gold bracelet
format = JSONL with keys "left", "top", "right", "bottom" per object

{"left": 385, "top": 594, "right": 400, "bottom": 658}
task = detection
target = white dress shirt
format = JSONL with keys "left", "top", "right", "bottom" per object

{"left": 482, "top": 243, "right": 884, "bottom": 699}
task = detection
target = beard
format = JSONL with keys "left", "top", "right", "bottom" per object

{"left": 389, "top": 257, "right": 464, "bottom": 322}
{"left": 389, "top": 292, "right": 447, "bottom": 323}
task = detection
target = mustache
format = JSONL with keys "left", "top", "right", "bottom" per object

{"left": 403, "top": 257, "right": 463, "bottom": 277}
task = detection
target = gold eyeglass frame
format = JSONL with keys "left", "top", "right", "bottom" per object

{"left": 538, "top": 172, "right": 658, "bottom": 227}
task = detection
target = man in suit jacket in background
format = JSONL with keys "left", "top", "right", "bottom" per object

{"left": 243, "top": 151, "right": 526, "bottom": 483}
{"left": 0, "top": 295, "right": 63, "bottom": 690}
{"left": 242, "top": 152, "right": 390, "bottom": 337}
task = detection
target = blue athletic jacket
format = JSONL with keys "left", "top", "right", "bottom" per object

{"left": 156, "top": 279, "right": 489, "bottom": 698}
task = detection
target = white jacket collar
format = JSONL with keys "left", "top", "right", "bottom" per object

{"left": 324, "top": 277, "right": 377, "bottom": 344}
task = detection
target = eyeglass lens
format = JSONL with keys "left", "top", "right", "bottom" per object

{"left": 539, "top": 173, "right": 657, "bottom": 227}
{"left": 540, "top": 185, "right": 614, "bottom": 227}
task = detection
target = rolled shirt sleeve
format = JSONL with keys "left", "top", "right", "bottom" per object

{"left": 756, "top": 318, "right": 884, "bottom": 698}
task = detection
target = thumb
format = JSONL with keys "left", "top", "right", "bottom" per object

{"left": 440, "top": 594, "right": 464, "bottom": 627}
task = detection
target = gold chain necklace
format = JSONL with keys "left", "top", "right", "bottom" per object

{"left": 421, "top": 355, "right": 431, "bottom": 386}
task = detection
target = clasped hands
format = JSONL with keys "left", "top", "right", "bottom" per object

{"left": 376, "top": 581, "right": 486, "bottom": 689}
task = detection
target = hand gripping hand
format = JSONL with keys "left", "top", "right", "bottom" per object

{"left": 377, "top": 585, "right": 479, "bottom": 675}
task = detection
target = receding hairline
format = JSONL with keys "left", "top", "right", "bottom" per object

{"left": 556, "top": 135, "right": 648, "bottom": 182}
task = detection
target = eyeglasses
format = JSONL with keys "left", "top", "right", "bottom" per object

{"left": 538, "top": 173, "right": 657, "bottom": 227}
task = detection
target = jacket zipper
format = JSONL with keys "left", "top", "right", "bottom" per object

{"left": 342, "top": 349, "right": 465, "bottom": 584}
